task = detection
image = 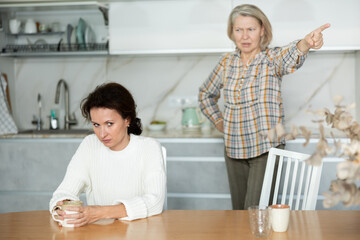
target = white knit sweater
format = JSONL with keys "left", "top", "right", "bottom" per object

{"left": 49, "top": 134, "right": 166, "bottom": 221}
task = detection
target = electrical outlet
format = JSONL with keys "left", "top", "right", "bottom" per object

{"left": 168, "top": 96, "right": 183, "bottom": 107}
{"left": 168, "top": 96, "right": 198, "bottom": 107}
{"left": 182, "top": 96, "right": 198, "bottom": 106}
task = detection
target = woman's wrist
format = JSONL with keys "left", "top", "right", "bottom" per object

{"left": 215, "top": 120, "right": 224, "bottom": 133}
{"left": 101, "top": 204, "right": 128, "bottom": 219}
{"left": 296, "top": 39, "right": 310, "bottom": 53}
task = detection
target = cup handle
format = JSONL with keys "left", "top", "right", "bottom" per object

{"left": 51, "top": 207, "right": 62, "bottom": 223}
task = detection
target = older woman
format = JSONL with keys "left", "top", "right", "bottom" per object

{"left": 199, "top": 4, "right": 329, "bottom": 210}
{"left": 50, "top": 82, "right": 166, "bottom": 226}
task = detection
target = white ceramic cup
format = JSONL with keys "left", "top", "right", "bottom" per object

{"left": 9, "top": 19, "right": 21, "bottom": 34}
{"left": 51, "top": 22, "right": 61, "bottom": 32}
{"left": 24, "top": 19, "right": 37, "bottom": 34}
{"left": 270, "top": 204, "right": 290, "bottom": 232}
{"left": 52, "top": 200, "right": 83, "bottom": 227}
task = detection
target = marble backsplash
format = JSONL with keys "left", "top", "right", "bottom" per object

{"left": 5, "top": 51, "right": 357, "bottom": 136}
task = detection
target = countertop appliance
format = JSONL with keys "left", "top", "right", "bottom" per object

{"left": 181, "top": 107, "right": 204, "bottom": 131}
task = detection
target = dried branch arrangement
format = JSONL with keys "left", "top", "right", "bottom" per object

{"left": 266, "top": 96, "right": 360, "bottom": 208}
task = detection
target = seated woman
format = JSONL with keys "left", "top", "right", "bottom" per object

{"left": 49, "top": 82, "right": 166, "bottom": 227}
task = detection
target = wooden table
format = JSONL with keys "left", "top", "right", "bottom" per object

{"left": 0, "top": 210, "right": 359, "bottom": 239}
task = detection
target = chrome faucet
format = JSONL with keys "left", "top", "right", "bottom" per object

{"left": 31, "top": 93, "right": 42, "bottom": 130}
{"left": 55, "top": 79, "right": 77, "bottom": 129}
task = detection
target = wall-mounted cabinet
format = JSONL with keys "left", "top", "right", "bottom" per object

{"left": 109, "top": 0, "right": 234, "bottom": 55}
{"left": 108, "top": 0, "right": 360, "bottom": 55}
{"left": 0, "top": 1, "right": 109, "bottom": 57}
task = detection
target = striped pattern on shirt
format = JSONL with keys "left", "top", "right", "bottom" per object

{"left": 199, "top": 40, "right": 307, "bottom": 159}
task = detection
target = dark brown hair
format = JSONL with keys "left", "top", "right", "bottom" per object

{"left": 80, "top": 82, "right": 142, "bottom": 135}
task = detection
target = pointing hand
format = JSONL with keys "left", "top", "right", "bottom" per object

{"left": 303, "top": 23, "right": 331, "bottom": 50}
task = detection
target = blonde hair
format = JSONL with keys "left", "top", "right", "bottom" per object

{"left": 227, "top": 4, "right": 272, "bottom": 50}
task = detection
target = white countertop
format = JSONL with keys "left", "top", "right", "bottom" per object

{"left": 0, "top": 128, "right": 349, "bottom": 143}
{"left": 0, "top": 129, "right": 224, "bottom": 139}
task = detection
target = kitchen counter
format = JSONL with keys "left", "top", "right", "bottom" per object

{"left": 0, "top": 129, "right": 224, "bottom": 139}
{"left": 0, "top": 128, "right": 350, "bottom": 143}
{"left": 1, "top": 128, "right": 358, "bottom": 212}
{"left": 0, "top": 128, "right": 226, "bottom": 213}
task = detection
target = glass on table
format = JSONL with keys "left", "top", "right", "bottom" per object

{"left": 248, "top": 205, "right": 272, "bottom": 238}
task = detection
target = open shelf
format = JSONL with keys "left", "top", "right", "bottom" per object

{"left": 0, "top": 1, "right": 108, "bottom": 12}
{"left": 8, "top": 32, "right": 65, "bottom": 37}
{"left": 1, "top": 42, "right": 108, "bottom": 57}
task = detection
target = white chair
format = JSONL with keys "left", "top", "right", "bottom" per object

{"left": 161, "top": 146, "right": 168, "bottom": 210}
{"left": 259, "top": 148, "right": 323, "bottom": 210}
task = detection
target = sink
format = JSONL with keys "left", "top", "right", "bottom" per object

{"left": 19, "top": 129, "right": 93, "bottom": 135}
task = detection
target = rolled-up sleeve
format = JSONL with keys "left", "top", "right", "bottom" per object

{"left": 272, "top": 40, "right": 308, "bottom": 77}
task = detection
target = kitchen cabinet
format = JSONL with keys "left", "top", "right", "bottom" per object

{"left": 0, "top": 136, "right": 230, "bottom": 213}
{"left": 1, "top": 136, "right": 360, "bottom": 213}
{"left": 158, "top": 138, "right": 232, "bottom": 210}
{"left": 108, "top": 0, "right": 360, "bottom": 55}
{"left": 0, "top": 1, "right": 109, "bottom": 57}
{"left": 109, "top": 0, "right": 234, "bottom": 55}
{"left": 0, "top": 138, "right": 84, "bottom": 213}
{"left": 160, "top": 137, "right": 360, "bottom": 211}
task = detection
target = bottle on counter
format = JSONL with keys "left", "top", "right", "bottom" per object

{"left": 49, "top": 109, "right": 59, "bottom": 130}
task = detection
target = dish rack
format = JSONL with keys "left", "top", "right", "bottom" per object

{"left": 1, "top": 42, "right": 108, "bottom": 55}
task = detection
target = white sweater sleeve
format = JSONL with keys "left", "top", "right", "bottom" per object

{"left": 49, "top": 137, "right": 91, "bottom": 212}
{"left": 114, "top": 138, "right": 166, "bottom": 221}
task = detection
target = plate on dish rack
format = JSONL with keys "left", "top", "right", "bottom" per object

{"left": 76, "top": 18, "right": 86, "bottom": 49}
{"left": 66, "top": 24, "right": 73, "bottom": 49}
{"left": 84, "top": 25, "right": 96, "bottom": 50}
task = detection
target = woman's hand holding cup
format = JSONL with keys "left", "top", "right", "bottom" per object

{"left": 52, "top": 200, "right": 83, "bottom": 227}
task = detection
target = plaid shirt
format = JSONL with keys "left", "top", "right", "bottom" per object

{"left": 199, "top": 41, "right": 308, "bottom": 159}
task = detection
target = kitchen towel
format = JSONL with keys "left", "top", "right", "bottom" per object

{"left": 0, "top": 73, "right": 18, "bottom": 135}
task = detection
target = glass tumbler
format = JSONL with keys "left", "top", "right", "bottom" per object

{"left": 248, "top": 205, "right": 272, "bottom": 238}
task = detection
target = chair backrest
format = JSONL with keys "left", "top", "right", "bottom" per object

{"left": 259, "top": 148, "right": 323, "bottom": 210}
{"left": 161, "top": 146, "right": 167, "bottom": 210}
